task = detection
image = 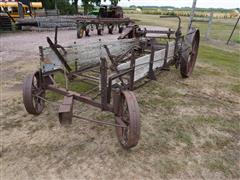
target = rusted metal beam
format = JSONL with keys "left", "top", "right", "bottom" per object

{"left": 227, "top": 16, "right": 240, "bottom": 45}
{"left": 100, "top": 57, "right": 108, "bottom": 110}
{"left": 46, "top": 37, "right": 71, "bottom": 72}
{"left": 148, "top": 42, "right": 157, "bottom": 80}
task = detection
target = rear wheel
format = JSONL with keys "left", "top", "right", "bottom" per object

{"left": 23, "top": 71, "right": 45, "bottom": 115}
{"left": 115, "top": 91, "right": 140, "bottom": 149}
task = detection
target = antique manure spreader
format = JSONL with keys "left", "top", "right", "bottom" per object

{"left": 23, "top": 16, "right": 200, "bottom": 149}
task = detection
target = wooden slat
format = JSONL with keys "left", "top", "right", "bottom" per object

{"left": 115, "top": 41, "right": 175, "bottom": 83}
{"left": 43, "top": 39, "right": 139, "bottom": 66}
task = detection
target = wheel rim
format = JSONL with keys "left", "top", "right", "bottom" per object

{"left": 180, "top": 29, "right": 200, "bottom": 78}
{"left": 115, "top": 91, "right": 140, "bottom": 149}
{"left": 23, "top": 71, "right": 45, "bottom": 115}
{"left": 187, "top": 35, "right": 199, "bottom": 75}
{"left": 80, "top": 29, "right": 84, "bottom": 37}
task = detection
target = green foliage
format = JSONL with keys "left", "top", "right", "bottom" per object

{"left": 30, "top": 0, "right": 76, "bottom": 14}
{"left": 57, "top": 0, "right": 76, "bottom": 14}
{"left": 81, "top": 0, "right": 101, "bottom": 14}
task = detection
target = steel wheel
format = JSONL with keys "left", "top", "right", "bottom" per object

{"left": 23, "top": 71, "right": 45, "bottom": 115}
{"left": 77, "top": 28, "right": 84, "bottom": 38}
{"left": 118, "top": 26, "right": 124, "bottom": 33}
{"left": 180, "top": 29, "right": 200, "bottom": 78}
{"left": 97, "top": 29, "right": 102, "bottom": 35}
{"left": 115, "top": 91, "right": 140, "bottom": 149}
{"left": 108, "top": 25, "right": 114, "bottom": 34}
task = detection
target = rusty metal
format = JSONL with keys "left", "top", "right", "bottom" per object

{"left": 180, "top": 28, "right": 200, "bottom": 78}
{"left": 115, "top": 90, "right": 140, "bottom": 149}
{"left": 46, "top": 37, "right": 71, "bottom": 72}
{"left": 148, "top": 42, "right": 157, "bottom": 80}
{"left": 58, "top": 96, "right": 74, "bottom": 125}
{"left": 73, "top": 115, "right": 127, "bottom": 128}
{"left": 23, "top": 71, "right": 45, "bottom": 115}
{"left": 100, "top": 57, "right": 108, "bottom": 111}
{"left": 75, "top": 15, "right": 133, "bottom": 38}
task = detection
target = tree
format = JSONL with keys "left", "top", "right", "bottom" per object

{"left": 73, "top": 0, "right": 79, "bottom": 13}
{"left": 81, "top": 0, "right": 101, "bottom": 14}
{"left": 108, "top": 0, "right": 120, "bottom": 6}
{"left": 80, "top": 0, "right": 123, "bottom": 14}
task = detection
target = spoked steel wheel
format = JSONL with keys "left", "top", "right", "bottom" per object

{"left": 118, "top": 26, "right": 124, "bottom": 33}
{"left": 180, "top": 29, "right": 200, "bottom": 78}
{"left": 23, "top": 71, "right": 45, "bottom": 115}
{"left": 108, "top": 24, "right": 114, "bottom": 34}
{"left": 97, "top": 29, "right": 102, "bottom": 35}
{"left": 77, "top": 28, "right": 84, "bottom": 39}
{"left": 115, "top": 91, "right": 140, "bottom": 149}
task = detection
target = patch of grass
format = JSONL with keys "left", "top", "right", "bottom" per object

{"left": 199, "top": 44, "right": 240, "bottom": 76}
{"left": 206, "top": 155, "right": 240, "bottom": 178}
{"left": 95, "top": 112, "right": 114, "bottom": 121}
{"left": 46, "top": 91, "right": 63, "bottom": 101}
{"left": 175, "top": 129, "right": 193, "bottom": 146}
{"left": 46, "top": 72, "right": 96, "bottom": 101}
{"left": 155, "top": 157, "right": 185, "bottom": 178}
{"left": 231, "top": 83, "right": 240, "bottom": 94}
{"left": 193, "top": 115, "right": 240, "bottom": 135}
{"left": 193, "top": 116, "right": 219, "bottom": 124}
{"left": 194, "top": 65, "right": 222, "bottom": 77}
{"left": 207, "top": 158, "right": 230, "bottom": 176}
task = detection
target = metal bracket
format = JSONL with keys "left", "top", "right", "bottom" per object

{"left": 58, "top": 96, "right": 74, "bottom": 125}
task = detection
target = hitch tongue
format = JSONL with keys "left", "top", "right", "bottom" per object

{"left": 58, "top": 96, "right": 74, "bottom": 125}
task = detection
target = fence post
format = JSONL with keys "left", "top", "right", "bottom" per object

{"left": 188, "top": 0, "right": 197, "bottom": 31}
{"left": 205, "top": 11, "right": 214, "bottom": 40}
{"left": 227, "top": 16, "right": 240, "bottom": 45}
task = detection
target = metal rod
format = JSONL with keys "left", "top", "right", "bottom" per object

{"left": 54, "top": 26, "right": 58, "bottom": 44}
{"left": 71, "top": 73, "right": 99, "bottom": 82}
{"left": 83, "top": 86, "right": 99, "bottom": 96}
{"left": 77, "top": 74, "right": 100, "bottom": 81}
{"left": 227, "top": 16, "right": 240, "bottom": 45}
{"left": 73, "top": 115, "right": 127, "bottom": 128}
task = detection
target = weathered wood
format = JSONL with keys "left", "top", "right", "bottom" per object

{"left": 115, "top": 41, "right": 175, "bottom": 83}
{"left": 42, "top": 39, "right": 139, "bottom": 68}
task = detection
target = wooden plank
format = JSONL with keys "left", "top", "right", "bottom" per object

{"left": 113, "top": 41, "right": 175, "bottom": 83}
{"left": 43, "top": 39, "right": 139, "bottom": 67}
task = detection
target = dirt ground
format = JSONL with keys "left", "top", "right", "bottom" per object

{"left": 1, "top": 29, "right": 240, "bottom": 180}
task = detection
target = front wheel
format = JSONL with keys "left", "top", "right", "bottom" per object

{"left": 23, "top": 71, "right": 45, "bottom": 115}
{"left": 180, "top": 28, "right": 200, "bottom": 78}
{"left": 115, "top": 91, "right": 140, "bottom": 149}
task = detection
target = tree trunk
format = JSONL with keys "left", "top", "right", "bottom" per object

{"left": 74, "top": 0, "right": 78, "bottom": 13}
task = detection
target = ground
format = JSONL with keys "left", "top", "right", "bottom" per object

{"left": 0, "top": 16, "right": 240, "bottom": 180}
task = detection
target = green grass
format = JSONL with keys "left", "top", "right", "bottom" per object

{"left": 199, "top": 44, "right": 240, "bottom": 75}
{"left": 46, "top": 72, "right": 96, "bottom": 101}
